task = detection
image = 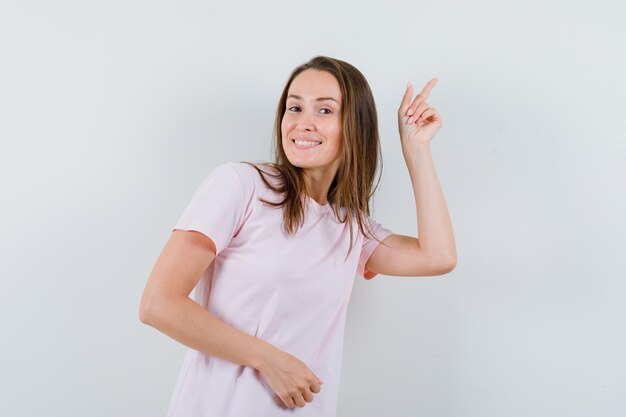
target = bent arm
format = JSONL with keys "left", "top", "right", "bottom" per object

{"left": 138, "top": 230, "right": 275, "bottom": 371}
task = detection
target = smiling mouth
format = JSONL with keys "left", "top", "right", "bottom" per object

{"left": 292, "top": 139, "right": 322, "bottom": 149}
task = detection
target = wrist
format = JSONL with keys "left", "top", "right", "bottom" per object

{"left": 402, "top": 140, "right": 431, "bottom": 158}
{"left": 248, "top": 337, "right": 277, "bottom": 372}
{"left": 401, "top": 139, "right": 431, "bottom": 151}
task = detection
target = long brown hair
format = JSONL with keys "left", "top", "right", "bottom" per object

{"left": 240, "top": 55, "right": 388, "bottom": 258}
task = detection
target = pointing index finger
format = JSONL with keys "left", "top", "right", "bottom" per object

{"left": 420, "top": 78, "right": 438, "bottom": 100}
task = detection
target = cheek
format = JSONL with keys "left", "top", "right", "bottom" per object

{"left": 281, "top": 122, "right": 290, "bottom": 142}
{"left": 328, "top": 125, "right": 342, "bottom": 144}
{"left": 282, "top": 118, "right": 296, "bottom": 134}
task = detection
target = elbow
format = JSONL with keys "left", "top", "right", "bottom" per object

{"left": 138, "top": 294, "right": 157, "bottom": 325}
{"left": 139, "top": 292, "right": 182, "bottom": 325}
{"left": 138, "top": 303, "right": 150, "bottom": 325}
{"left": 438, "top": 255, "right": 457, "bottom": 275}
{"left": 446, "top": 258, "right": 457, "bottom": 273}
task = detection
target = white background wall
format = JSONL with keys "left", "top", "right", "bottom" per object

{"left": 1, "top": 1, "right": 625, "bottom": 416}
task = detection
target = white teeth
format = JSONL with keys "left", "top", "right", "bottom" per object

{"left": 294, "top": 140, "right": 321, "bottom": 146}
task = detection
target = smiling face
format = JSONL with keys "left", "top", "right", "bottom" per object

{"left": 281, "top": 69, "right": 343, "bottom": 174}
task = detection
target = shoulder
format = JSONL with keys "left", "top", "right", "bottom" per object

{"left": 226, "top": 161, "right": 261, "bottom": 178}
{"left": 227, "top": 161, "right": 283, "bottom": 188}
{"left": 198, "top": 162, "right": 256, "bottom": 202}
{"left": 346, "top": 208, "right": 384, "bottom": 240}
{"left": 222, "top": 161, "right": 287, "bottom": 199}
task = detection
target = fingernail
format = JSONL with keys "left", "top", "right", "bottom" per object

{"left": 407, "top": 116, "right": 414, "bottom": 124}
{"left": 407, "top": 108, "right": 414, "bottom": 116}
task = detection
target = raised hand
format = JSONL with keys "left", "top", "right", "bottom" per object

{"left": 397, "top": 78, "right": 443, "bottom": 147}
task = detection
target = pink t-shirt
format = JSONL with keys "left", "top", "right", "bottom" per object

{"left": 167, "top": 161, "right": 394, "bottom": 417}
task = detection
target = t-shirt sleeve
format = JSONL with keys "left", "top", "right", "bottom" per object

{"left": 357, "top": 215, "right": 394, "bottom": 280}
{"left": 172, "top": 162, "right": 254, "bottom": 256}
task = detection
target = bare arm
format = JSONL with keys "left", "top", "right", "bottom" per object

{"left": 399, "top": 78, "right": 456, "bottom": 262}
{"left": 138, "top": 230, "right": 274, "bottom": 371}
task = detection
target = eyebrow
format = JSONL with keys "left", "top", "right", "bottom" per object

{"left": 287, "top": 94, "right": 340, "bottom": 104}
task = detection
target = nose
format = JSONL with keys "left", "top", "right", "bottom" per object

{"left": 295, "top": 109, "right": 316, "bottom": 131}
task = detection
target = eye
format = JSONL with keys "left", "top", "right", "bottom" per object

{"left": 287, "top": 105, "right": 333, "bottom": 115}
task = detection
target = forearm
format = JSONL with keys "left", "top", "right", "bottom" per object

{"left": 402, "top": 142, "right": 456, "bottom": 262}
{"left": 141, "top": 295, "right": 276, "bottom": 371}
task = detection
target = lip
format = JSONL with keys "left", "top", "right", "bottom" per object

{"left": 292, "top": 139, "right": 322, "bottom": 150}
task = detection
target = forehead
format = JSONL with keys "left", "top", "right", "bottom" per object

{"left": 287, "top": 70, "right": 342, "bottom": 103}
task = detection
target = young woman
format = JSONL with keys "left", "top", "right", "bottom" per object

{"left": 139, "top": 55, "right": 456, "bottom": 416}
